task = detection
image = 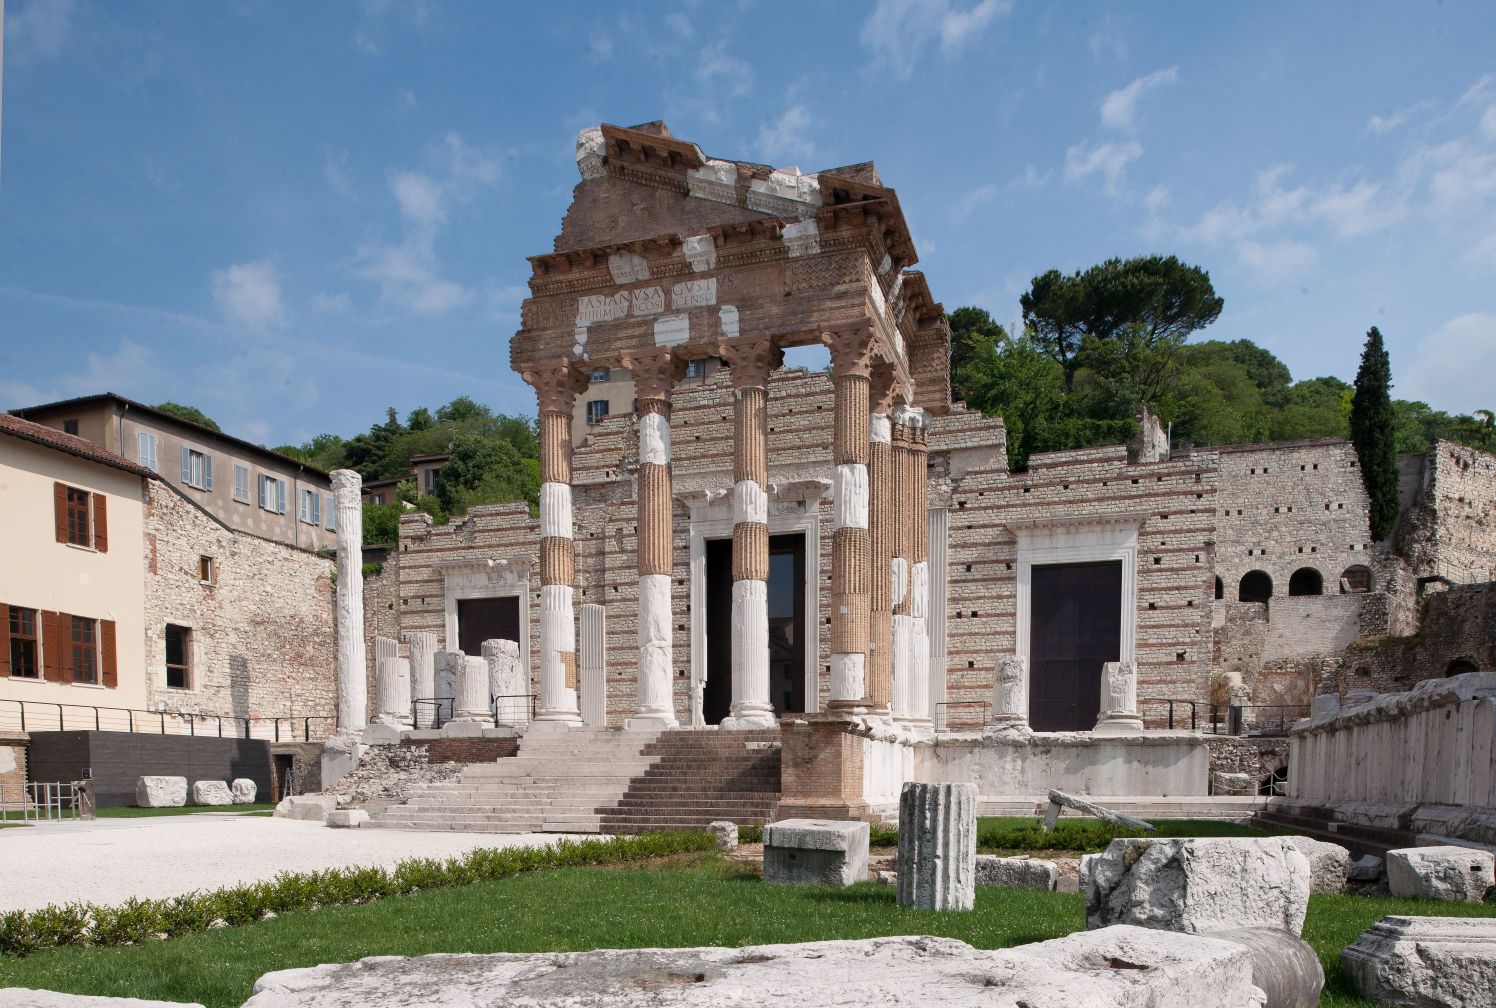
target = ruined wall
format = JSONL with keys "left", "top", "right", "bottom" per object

{"left": 362, "top": 552, "right": 401, "bottom": 713}
{"left": 0, "top": 731, "right": 26, "bottom": 796}
{"left": 1338, "top": 581, "right": 1496, "bottom": 695}
{"left": 1398, "top": 440, "right": 1496, "bottom": 584}
{"left": 143, "top": 482, "right": 338, "bottom": 735}
{"left": 1213, "top": 594, "right": 1388, "bottom": 707}
{"left": 942, "top": 443, "right": 1217, "bottom": 716}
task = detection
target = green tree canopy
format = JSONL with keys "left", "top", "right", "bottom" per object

{"left": 154, "top": 401, "right": 221, "bottom": 432}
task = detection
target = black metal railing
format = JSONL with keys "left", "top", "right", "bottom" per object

{"left": 934, "top": 701, "right": 991, "bottom": 732}
{"left": 493, "top": 694, "right": 536, "bottom": 728}
{"left": 0, "top": 699, "right": 334, "bottom": 742}
{"left": 1138, "top": 698, "right": 1310, "bottom": 737}
{"left": 411, "top": 697, "right": 454, "bottom": 730}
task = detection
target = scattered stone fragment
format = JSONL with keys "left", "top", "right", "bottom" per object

{"left": 243, "top": 928, "right": 1271, "bottom": 1008}
{"left": 706, "top": 821, "right": 738, "bottom": 853}
{"left": 0, "top": 990, "right": 202, "bottom": 1008}
{"left": 229, "top": 778, "right": 258, "bottom": 804}
{"left": 974, "top": 854, "right": 1058, "bottom": 891}
{"left": 1342, "top": 915, "right": 1496, "bottom": 1007}
{"left": 1207, "top": 927, "right": 1324, "bottom": 1008}
{"left": 273, "top": 794, "right": 338, "bottom": 822}
{"left": 325, "top": 809, "right": 368, "bottom": 829}
{"left": 897, "top": 782, "right": 976, "bottom": 911}
{"left": 190, "top": 780, "right": 234, "bottom": 806}
{"left": 1282, "top": 836, "right": 1350, "bottom": 894}
{"left": 1386, "top": 845, "right": 1495, "bottom": 903}
{"left": 1083, "top": 837, "right": 1312, "bottom": 935}
{"left": 1042, "top": 788, "right": 1156, "bottom": 832}
{"left": 876, "top": 870, "right": 897, "bottom": 885}
{"left": 135, "top": 776, "right": 187, "bottom": 808}
{"left": 762, "top": 819, "right": 869, "bottom": 887}
{"left": 1212, "top": 772, "right": 1255, "bottom": 796}
{"left": 1349, "top": 854, "right": 1385, "bottom": 881}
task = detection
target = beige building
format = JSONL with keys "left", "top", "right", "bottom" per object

{"left": 0, "top": 414, "right": 152, "bottom": 719}
{"left": 13, "top": 394, "right": 335, "bottom": 551}
{"left": 571, "top": 357, "right": 723, "bottom": 444}
{"left": 362, "top": 452, "right": 451, "bottom": 506}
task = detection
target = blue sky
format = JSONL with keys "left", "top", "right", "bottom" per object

{"left": 2, "top": 0, "right": 1493, "bottom": 448}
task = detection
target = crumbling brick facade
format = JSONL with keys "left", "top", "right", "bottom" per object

{"left": 1337, "top": 581, "right": 1496, "bottom": 694}
{"left": 1398, "top": 440, "right": 1496, "bottom": 585}
{"left": 143, "top": 482, "right": 338, "bottom": 735}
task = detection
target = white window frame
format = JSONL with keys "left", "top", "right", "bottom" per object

{"left": 181, "top": 447, "right": 213, "bottom": 491}
{"left": 299, "top": 488, "right": 321, "bottom": 525}
{"left": 259, "top": 475, "right": 287, "bottom": 514}
{"left": 137, "top": 431, "right": 159, "bottom": 472}
{"left": 325, "top": 494, "right": 336, "bottom": 531}
{"left": 233, "top": 465, "right": 250, "bottom": 504}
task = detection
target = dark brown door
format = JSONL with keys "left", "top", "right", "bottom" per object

{"left": 1028, "top": 560, "right": 1122, "bottom": 731}
{"left": 457, "top": 596, "right": 520, "bottom": 658}
{"left": 704, "top": 533, "right": 806, "bottom": 723}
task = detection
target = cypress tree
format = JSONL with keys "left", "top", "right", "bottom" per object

{"left": 1350, "top": 326, "right": 1400, "bottom": 540}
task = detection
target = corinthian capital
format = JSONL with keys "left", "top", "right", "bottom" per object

{"left": 622, "top": 348, "right": 686, "bottom": 402}
{"left": 820, "top": 324, "right": 877, "bottom": 379}
{"left": 716, "top": 338, "right": 783, "bottom": 389}
{"left": 521, "top": 358, "right": 589, "bottom": 414}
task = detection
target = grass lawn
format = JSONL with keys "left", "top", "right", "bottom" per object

{"left": 2, "top": 854, "right": 1490, "bottom": 1008}
{"left": 94, "top": 803, "right": 277, "bottom": 819}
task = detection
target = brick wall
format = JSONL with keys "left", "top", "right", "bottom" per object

{"left": 362, "top": 553, "right": 401, "bottom": 714}
{"left": 143, "top": 482, "right": 338, "bottom": 735}
{"left": 0, "top": 731, "right": 26, "bottom": 797}
{"left": 399, "top": 737, "right": 519, "bottom": 763}
{"left": 1398, "top": 440, "right": 1496, "bottom": 584}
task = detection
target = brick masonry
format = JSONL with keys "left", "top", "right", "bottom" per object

{"left": 399, "top": 737, "right": 519, "bottom": 764}
{"left": 0, "top": 730, "right": 26, "bottom": 798}
{"left": 143, "top": 482, "right": 339, "bottom": 734}
{"left": 1337, "top": 581, "right": 1496, "bottom": 694}
{"left": 1398, "top": 440, "right": 1496, "bottom": 584}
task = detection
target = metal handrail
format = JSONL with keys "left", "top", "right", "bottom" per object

{"left": 1138, "top": 698, "right": 1309, "bottom": 737}
{"left": 0, "top": 782, "right": 82, "bottom": 823}
{"left": 0, "top": 699, "right": 335, "bottom": 742}
{"left": 493, "top": 693, "right": 536, "bottom": 728}
{"left": 412, "top": 698, "right": 454, "bottom": 730}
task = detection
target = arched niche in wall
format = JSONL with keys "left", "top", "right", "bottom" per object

{"left": 1238, "top": 570, "right": 1273, "bottom": 603}
{"left": 1340, "top": 564, "right": 1372, "bottom": 594}
{"left": 1288, "top": 567, "right": 1324, "bottom": 597}
{"left": 1445, "top": 658, "right": 1479, "bottom": 677}
{"left": 1214, "top": 576, "right": 1224, "bottom": 600}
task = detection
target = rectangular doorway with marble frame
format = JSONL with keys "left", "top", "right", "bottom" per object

{"left": 439, "top": 555, "right": 533, "bottom": 699}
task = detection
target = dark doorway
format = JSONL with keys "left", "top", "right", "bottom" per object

{"left": 272, "top": 753, "right": 296, "bottom": 801}
{"left": 1028, "top": 560, "right": 1122, "bottom": 731}
{"left": 457, "top": 596, "right": 520, "bottom": 658}
{"left": 704, "top": 533, "right": 806, "bottom": 724}
{"left": 1288, "top": 568, "right": 1323, "bottom": 596}
{"left": 1239, "top": 570, "right": 1273, "bottom": 603}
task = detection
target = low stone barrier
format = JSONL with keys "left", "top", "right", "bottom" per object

{"left": 974, "top": 854, "right": 1057, "bottom": 891}
{"left": 762, "top": 819, "right": 868, "bottom": 887}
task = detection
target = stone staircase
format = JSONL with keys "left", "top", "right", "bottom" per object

{"left": 366, "top": 727, "right": 781, "bottom": 834}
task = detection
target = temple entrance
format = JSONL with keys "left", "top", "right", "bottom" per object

{"left": 1028, "top": 560, "right": 1121, "bottom": 731}
{"left": 703, "top": 533, "right": 807, "bottom": 724}
{"left": 456, "top": 596, "right": 520, "bottom": 657}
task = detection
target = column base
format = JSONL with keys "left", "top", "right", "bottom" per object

{"left": 360, "top": 723, "right": 402, "bottom": 746}
{"left": 441, "top": 719, "right": 489, "bottom": 738}
{"left": 826, "top": 699, "right": 871, "bottom": 716}
{"left": 1092, "top": 715, "right": 1146, "bottom": 735}
{"left": 529, "top": 712, "right": 584, "bottom": 731}
{"left": 624, "top": 713, "right": 679, "bottom": 731}
{"left": 721, "top": 711, "right": 778, "bottom": 730}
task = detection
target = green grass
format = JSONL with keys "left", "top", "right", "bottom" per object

{"left": 94, "top": 803, "right": 277, "bottom": 819}
{"left": 2, "top": 854, "right": 1489, "bottom": 1008}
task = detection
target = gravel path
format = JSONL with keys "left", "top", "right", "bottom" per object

{"left": 0, "top": 814, "right": 580, "bottom": 911}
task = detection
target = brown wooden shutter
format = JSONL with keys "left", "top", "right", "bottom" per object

{"left": 93, "top": 494, "right": 109, "bottom": 553}
{"left": 100, "top": 620, "right": 118, "bottom": 688}
{"left": 54, "top": 482, "right": 68, "bottom": 543}
{"left": 0, "top": 605, "right": 11, "bottom": 676}
{"left": 42, "top": 610, "right": 65, "bottom": 682}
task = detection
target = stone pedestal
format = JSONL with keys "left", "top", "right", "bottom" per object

{"left": 989, "top": 654, "right": 1028, "bottom": 730}
{"left": 896, "top": 781, "right": 976, "bottom": 911}
{"left": 1093, "top": 660, "right": 1144, "bottom": 734}
{"left": 372, "top": 655, "right": 412, "bottom": 728}
{"left": 763, "top": 818, "right": 869, "bottom": 887}
{"left": 452, "top": 655, "right": 492, "bottom": 726}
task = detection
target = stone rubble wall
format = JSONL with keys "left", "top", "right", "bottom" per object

{"left": 361, "top": 554, "right": 401, "bottom": 715}
{"left": 1337, "top": 581, "right": 1496, "bottom": 695}
{"left": 0, "top": 730, "right": 27, "bottom": 798}
{"left": 1204, "top": 736, "right": 1287, "bottom": 792}
{"left": 142, "top": 481, "right": 338, "bottom": 733}
{"left": 1398, "top": 440, "right": 1496, "bottom": 584}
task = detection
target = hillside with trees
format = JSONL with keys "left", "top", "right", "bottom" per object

{"left": 952, "top": 255, "right": 1495, "bottom": 472}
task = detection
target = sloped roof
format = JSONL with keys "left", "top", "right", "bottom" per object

{"left": 0, "top": 411, "right": 158, "bottom": 479}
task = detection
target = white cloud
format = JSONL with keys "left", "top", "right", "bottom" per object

{"left": 1365, "top": 99, "right": 1435, "bottom": 135}
{"left": 860, "top": 0, "right": 1013, "bottom": 79}
{"left": 1181, "top": 163, "right": 1404, "bottom": 244}
{"left": 588, "top": 30, "right": 614, "bottom": 61}
{"left": 696, "top": 40, "right": 754, "bottom": 101}
{"left": 7, "top": 0, "right": 74, "bottom": 59}
{"left": 756, "top": 105, "right": 816, "bottom": 164}
{"left": 1064, "top": 140, "right": 1141, "bottom": 195}
{"left": 1144, "top": 185, "right": 1170, "bottom": 215}
{"left": 1006, "top": 164, "right": 1051, "bottom": 191}
{"left": 323, "top": 146, "right": 355, "bottom": 200}
{"left": 1088, "top": 14, "right": 1128, "bottom": 63}
{"left": 2, "top": 337, "right": 158, "bottom": 408}
{"left": 665, "top": 11, "right": 693, "bottom": 39}
{"left": 1235, "top": 239, "right": 1319, "bottom": 286}
{"left": 1099, "top": 66, "right": 1178, "bottom": 132}
{"left": 1400, "top": 312, "right": 1496, "bottom": 413}
{"left": 955, "top": 183, "right": 997, "bottom": 217}
{"left": 389, "top": 170, "right": 445, "bottom": 229}
{"left": 210, "top": 260, "right": 286, "bottom": 330}
{"left": 395, "top": 88, "right": 418, "bottom": 112}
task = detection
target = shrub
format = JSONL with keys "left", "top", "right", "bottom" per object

{"left": 0, "top": 830, "right": 715, "bottom": 957}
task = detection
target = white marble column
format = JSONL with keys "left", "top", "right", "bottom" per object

{"left": 717, "top": 338, "right": 779, "bottom": 729}
{"left": 625, "top": 350, "right": 682, "bottom": 729}
{"left": 331, "top": 470, "right": 367, "bottom": 732}
{"left": 890, "top": 411, "right": 915, "bottom": 720}
{"left": 406, "top": 631, "right": 438, "bottom": 710}
{"left": 906, "top": 408, "right": 932, "bottom": 727}
{"left": 373, "top": 656, "right": 411, "bottom": 727}
{"left": 453, "top": 655, "right": 492, "bottom": 724}
{"left": 482, "top": 638, "right": 527, "bottom": 725}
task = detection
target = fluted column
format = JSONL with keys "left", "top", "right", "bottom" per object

{"left": 374, "top": 656, "right": 412, "bottom": 727}
{"left": 908, "top": 408, "right": 932, "bottom": 727}
{"left": 717, "top": 338, "right": 781, "bottom": 729}
{"left": 522, "top": 360, "right": 588, "bottom": 726}
{"left": 624, "top": 349, "right": 684, "bottom": 729}
{"left": 330, "top": 470, "right": 367, "bottom": 732}
{"left": 866, "top": 363, "right": 901, "bottom": 714}
{"left": 822, "top": 326, "right": 877, "bottom": 709}
{"left": 890, "top": 412, "right": 914, "bottom": 719}
{"left": 406, "top": 631, "right": 438, "bottom": 707}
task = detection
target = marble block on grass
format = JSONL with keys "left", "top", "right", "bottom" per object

{"left": 1283, "top": 836, "right": 1350, "bottom": 894}
{"left": 1342, "top": 915, "right": 1496, "bottom": 1008}
{"left": 762, "top": 819, "right": 869, "bottom": 887}
{"left": 190, "top": 780, "right": 234, "bottom": 806}
{"left": 230, "top": 778, "right": 257, "bottom": 804}
{"left": 1083, "top": 836, "right": 1312, "bottom": 935}
{"left": 707, "top": 821, "right": 738, "bottom": 852}
{"left": 1386, "top": 846, "right": 1495, "bottom": 903}
{"left": 975, "top": 855, "right": 1058, "bottom": 891}
{"left": 274, "top": 794, "right": 338, "bottom": 822}
{"left": 135, "top": 775, "right": 186, "bottom": 808}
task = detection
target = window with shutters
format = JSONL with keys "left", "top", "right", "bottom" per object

{"left": 66, "top": 487, "right": 91, "bottom": 546}
{"left": 325, "top": 494, "right": 336, "bottom": 531}
{"left": 137, "top": 431, "right": 159, "bottom": 471}
{"left": 586, "top": 399, "right": 609, "bottom": 425}
{"left": 233, "top": 464, "right": 250, "bottom": 503}
{"left": 165, "top": 624, "right": 191, "bottom": 690}
{"left": 181, "top": 448, "right": 212, "bottom": 490}
{"left": 423, "top": 467, "right": 437, "bottom": 494}
{"left": 6, "top": 606, "right": 40, "bottom": 679}
{"left": 70, "top": 616, "right": 98, "bottom": 685}
{"left": 299, "top": 488, "right": 321, "bottom": 525}
{"left": 63, "top": 419, "right": 79, "bottom": 435}
{"left": 259, "top": 475, "right": 287, "bottom": 514}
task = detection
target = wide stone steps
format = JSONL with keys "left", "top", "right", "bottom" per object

{"left": 366, "top": 726, "right": 783, "bottom": 834}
